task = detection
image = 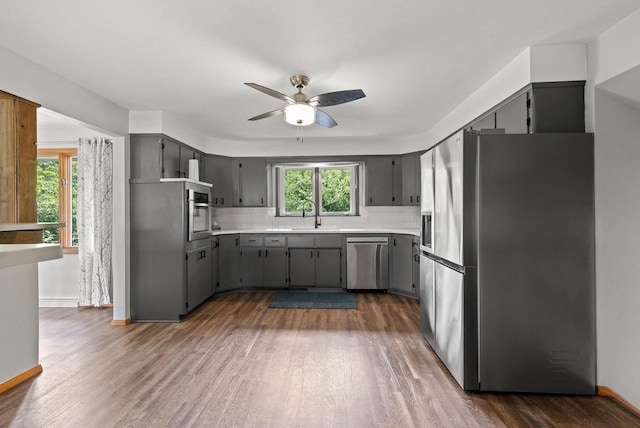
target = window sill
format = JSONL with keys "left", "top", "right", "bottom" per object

{"left": 63, "top": 247, "right": 79, "bottom": 255}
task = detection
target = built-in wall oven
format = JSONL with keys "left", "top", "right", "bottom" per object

{"left": 188, "top": 187, "right": 211, "bottom": 241}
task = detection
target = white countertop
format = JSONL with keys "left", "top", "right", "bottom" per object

{"left": 159, "top": 178, "right": 213, "bottom": 187}
{"left": 212, "top": 228, "right": 419, "bottom": 236}
{"left": 0, "top": 222, "right": 65, "bottom": 232}
{"left": 0, "top": 244, "right": 64, "bottom": 269}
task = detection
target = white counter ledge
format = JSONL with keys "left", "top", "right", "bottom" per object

{"left": 0, "top": 222, "right": 65, "bottom": 232}
{"left": 0, "top": 243, "right": 64, "bottom": 269}
{"left": 211, "top": 228, "right": 419, "bottom": 236}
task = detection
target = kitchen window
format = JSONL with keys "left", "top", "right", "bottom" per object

{"left": 276, "top": 162, "right": 358, "bottom": 216}
{"left": 37, "top": 148, "right": 78, "bottom": 253}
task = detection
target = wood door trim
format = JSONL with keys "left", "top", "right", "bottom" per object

{"left": 597, "top": 385, "right": 640, "bottom": 416}
{"left": 110, "top": 318, "right": 132, "bottom": 326}
{"left": 0, "top": 364, "right": 43, "bottom": 394}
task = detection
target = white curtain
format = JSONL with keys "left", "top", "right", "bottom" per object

{"left": 78, "top": 137, "right": 113, "bottom": 307}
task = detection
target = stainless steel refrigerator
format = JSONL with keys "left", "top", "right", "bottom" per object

{"left": 419, "top": 129, "right": 596, "bottom": 394}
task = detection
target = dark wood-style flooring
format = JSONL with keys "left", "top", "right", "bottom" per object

{"left": 1, "top": 292, "right": 638, "bottom": 427}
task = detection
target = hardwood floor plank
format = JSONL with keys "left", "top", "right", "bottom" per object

{"left": 1, "top": 292, "right": 639, "bottom": 427}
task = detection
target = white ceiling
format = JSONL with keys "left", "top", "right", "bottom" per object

{"left": 2, "top": 1, "right": 639, "bottom": 143}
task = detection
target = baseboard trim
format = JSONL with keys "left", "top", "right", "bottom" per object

{"left": 111, "top": 317, "right": 132, "bottom": 326}
{"left": 0, "top": 364, "right": 43, "bottom": 393}
{"left": 39, "top": 297, "right": 78, "bottom": 308}
{"left": 598, "top": 385, "right": 640, "bottom": 416}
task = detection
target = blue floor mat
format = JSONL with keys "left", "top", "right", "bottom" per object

{"left": 268, "top": 291, "right": 357, "bottom": 309}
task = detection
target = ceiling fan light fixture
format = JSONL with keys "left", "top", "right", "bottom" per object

{"left": 284, "top": 103, "right": 315, "bottom": 126}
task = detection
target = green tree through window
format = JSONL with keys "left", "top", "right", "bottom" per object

{"left": 280, "top": 164, "right": 356, "bottom": 216}
{"left": 37, "top": 158, "right": 60, "bottom": 243}
{"left": 284, "top": 169, "right": 313, "bottom": 212}
{"left": 36, "top": 149, "right": 78, "bottom": 250}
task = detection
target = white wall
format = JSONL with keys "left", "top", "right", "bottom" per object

{"left": 401, "top": 44, "right": 587, "bottom": 153}
{"left": 593, "top": 89, "right": 640, "bottom": 408}
{"left": 586, "top": 8, "right": 640, "bottom": 410}
{"left": 1, "top": 45, "right": 130, "bottom": 320}
{"left": 38, "top": 255, "right": 79, "bottom": 307}
{"left": 213, "top": 206, "right": 420, "bottom": 231}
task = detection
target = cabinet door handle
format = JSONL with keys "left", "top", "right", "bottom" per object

{"left": 369, "top": 196, "right": 372, "bottom": 204}
{"left": 310, "top": 251, "right": 313, "bottom": 258}
{"left": 265, "top": 250, "right": 268, "bottom": 257}
{"left": 393, "top": 239, "right": 397, "bottom": 246}
{"left": 410, "top": 196, "right": 413, "bottom": 203}
{"left": 417, "top": 195, "right": 420, "bottom": 203}
{"left": 259, "top": 249, "right": 261, "bottom": 257}
{"left": 221, "top": 197, "right": 224, "bottom": 205}
{"left": 215, "top": 197, "right": 218, "bottom": 204}
{"left": 317, "top": 251, "right": 320, "bottom": 258}
{"left": 261, "top": 197, "right": 264, "bottom": 205}
{"left": 235, "top": 238, "right": 239, "bottom": 246}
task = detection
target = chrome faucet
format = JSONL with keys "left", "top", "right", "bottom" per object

{"left": 301, "top": 200, "right": 321, "bottom": 229}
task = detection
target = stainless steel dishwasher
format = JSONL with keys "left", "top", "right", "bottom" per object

{"left": 346, "top": 237, "right": 389, "bottom": 290}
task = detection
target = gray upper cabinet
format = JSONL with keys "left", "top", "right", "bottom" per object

{"left": 233, "top": 158, "right": 267, "bottom": 207}
{"left": 495, "top": 93, "right": 528, "bottom": 134}
{"left": 204, "top": 155, "right": 233, "bottom": 206}
{"left": 529, "top": 82, "right": 585, "bottom": 133}
{"left": 473, "top": 81, "right": 585, "bottom": 135}
{"left": 130, "top": 134, "right": 204, "bottom": 180}
{"left": 365, "top": 156, "right": 401, "bottom": 206}
{"left": 401, "top": 153, "right": 421, "bottom": 206}
{"left": 468, "top": 113, "right": 496, "bottom": 132}
{"left": 179, "top": 146, "right": 204, "bottom": 180}
{"left": 162, "top": 138, "right": 181, "bottom": 178}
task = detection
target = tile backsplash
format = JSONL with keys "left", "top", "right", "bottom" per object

{"left": 212, "top": 206, "right": 420, "bottom": 230}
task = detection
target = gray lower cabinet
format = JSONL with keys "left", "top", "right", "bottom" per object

{"left": 186, "top": 244, "right": 212, "bottom": 312}
{"left": 211, "top": 237, "right": 219, "bottom": 293}
{"left": 315, "top": 248, "right": 341, "bottom": 287}
{"left": 263, "top": 248, "right": 288, "bottom": 287}
{"left": 240, "top": 235, "right": 288, "bottom": 288}
{"left": 390, "top": 234, "right": 420, "bottom": 297}
{"left": 218, "top": 235, "right": 241, "bottom": 291}
{"left": 241, "top": 247, "right": 263, "bottom": 287}
{"left": 288, "top": 235, "right": 342, "bottom": 288}
{"left": 289, "top": 248, "right": 316, "bottom": 287}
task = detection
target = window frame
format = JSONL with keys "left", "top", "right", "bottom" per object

{"left": 37, "top": 148, "right": 78, "bottom": 254}
{"left": 275, "top": 162, "right": 359, "bottom": 217}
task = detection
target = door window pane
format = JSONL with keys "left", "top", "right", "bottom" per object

{"left": 37, "top": 157, "right": 60, "bottom": 244}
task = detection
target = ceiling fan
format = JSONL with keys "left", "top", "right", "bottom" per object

{"left": 244, "top": 75, "right": 366, "bottom": 128}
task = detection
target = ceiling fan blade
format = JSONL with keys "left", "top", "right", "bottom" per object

{"left": 244, "top": 83, "right": 295, "bottom": 103}
{"left": 315, "top": 109, "right": 337, "bottom": 128}
{"left": 308, "top": 89, "right": 366, "bottom": 107}
{"left": 248, "top": 109, "right": 283, "bottom": 121}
